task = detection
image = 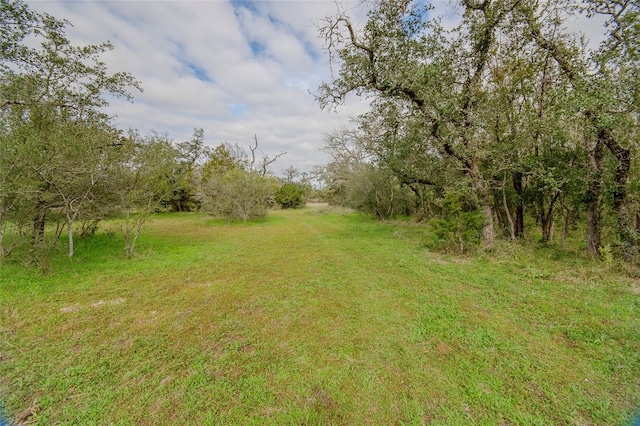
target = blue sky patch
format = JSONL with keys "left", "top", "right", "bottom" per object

{"left": 230, "top": 0, "right": 260, "bottom": 17}
{"left": 228, "top": 103, "right": 248, "bottom": 116}
{"left": 184, "top": 61, "right": 212, "bottom": 82}
{"left": 249, "top": 40, "right": 266, "bottom": 57}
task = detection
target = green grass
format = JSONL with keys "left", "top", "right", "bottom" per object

{"left": 1, "top": 207, "right": 639, "bottom": 425}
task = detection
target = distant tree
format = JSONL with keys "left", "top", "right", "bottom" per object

{"left": 283, "top": 166, "right": 300, "bottom": 184}
{"left": 275, "top": 183, "right": 306, "bottom": 209}
{"left": 318, "top": 126, "right": 373, "bottom": 206}
{"left": 168, "top": 128, "right": 209, "bottom": 212}
{"left": 109, "top": 131, "right": 177, "bottom": 257}
{"left": 200, "top": 170, "right": 277, "bottom": 222}
{"left": 199, "top": 138, "right": 282, "bottom": 221}
{"left": 344, "top": 164, "right": 415, "bottom": 219}
{"left": 249, "top": 134, "right": 286, "bottom": 176}
{"left": 201, "top": 142, "right": 248, "bottom": 180}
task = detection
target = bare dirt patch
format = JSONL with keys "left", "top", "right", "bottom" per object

{"left": 60, "top": 298, "right": 125, "bottom": 313}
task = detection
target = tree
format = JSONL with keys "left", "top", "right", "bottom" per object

{"left": 317, "top": 0, "right": 639, "bottom": 256}
{"left": 275, "top": 182, "right": 306, "bottom": 209}
{"left": 282, "top": 166, "right": 301, "bottom": 184}
{"left": 109, "top": 131, "right": 177, "bottom": 257}
{"left": 249, "top": 134, "right": 286, "bottom": 176}
{"left": 344, "top": 164, "right": 415, "bottom": 219}
{"left": 518, "top": 0, "right": 639, "bottom": 255}
{"left": 200, "top": 169, "right": 277, "bottom": 222}
{"left": 199, "top": 139, "right": 281, "bottom": 222}
{"left": 38, "top": 122, "right": 118, "bottom": 257}
{"left": 201, "top": 142, "right": 248, "bottom": 180}
{"left": 0, "top": 0, "right": 140, "bottom": 260}
{"left": 168, "top": 128, "right": 209, "bottom": 212}
{"left": 317, "top": 0, "right": 527, "bottom": 246}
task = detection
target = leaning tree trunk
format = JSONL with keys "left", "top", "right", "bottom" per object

{"left": 501, "top": 187, "right": 516, "bottom": 240}
{"left": 585, "top": 133, "right": 604, "bottom": 256}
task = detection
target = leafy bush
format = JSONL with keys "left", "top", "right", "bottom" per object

{"left": 199, "top": 170, "right": 277, "bottom": 222}
{"left": 343, "top": 165, "right": 415, "bottom": 219}
{"left": 275, "top": 183, "right": 306, "bottom": 209}
{"left": 426, "top": 192, "right": 484, "bottom": 253}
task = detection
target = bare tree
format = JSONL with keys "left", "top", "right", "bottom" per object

{"left": 249, "top": 134, "right": 286, "bottom": 176}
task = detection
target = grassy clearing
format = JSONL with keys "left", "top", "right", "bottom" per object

{"left": 1, "top": 207, "right": 639, "bottom": 425}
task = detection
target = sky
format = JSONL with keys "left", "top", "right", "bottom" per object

{"left": 26, "top": 0, "right": 375, "bottom": 175}
{"left": 25, "top": 0, "right": 606, "bottom": 176}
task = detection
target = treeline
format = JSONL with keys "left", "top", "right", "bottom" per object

{"left": 315, "top": 0, "right": 639, "bottom": 257}
{"left": 0, "top": 1, "right": 309, "bottom": 265}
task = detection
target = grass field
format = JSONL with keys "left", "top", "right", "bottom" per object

{"left": 1, "top": 206, "right": 639, "bottom": 425}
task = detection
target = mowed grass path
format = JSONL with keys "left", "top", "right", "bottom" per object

{"left": 1, "top": 207, "right": 639, "bottom": 425}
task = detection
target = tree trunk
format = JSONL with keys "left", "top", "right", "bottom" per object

{"left": 32, "top": 201, "right": 46, "bottom": 247}
{"left": 66, "top": 208, "right": 78, "bottom": 258}
{"left": 601, "top": 127, "right": 639, "bottom": 248}
{"left": 481, "top": 201, "right": 496, "bottom": 247}
{"left": 494, "top": 198, "right": 507, "bottom": 237}
{"left": 541, "top": 215, "right": 553, "bottom": 242}
{"left": 561, "top": 200, "right": 578, "bottom": 246}
{"left": 124, "top": 210, "right": 133, "bottom": 256}
{"left": 585, "top": 132, "right": 604, "bottom": 256}
{"left": 540, "top": 191, "right": 559, "bottom": 242}
{"left": 502, "top": 188, "right": 516, "bottom": 240}
{"left": 67, "top": 216, "right": 74, "bottom": 257}
{"left": 586, "top": 195, "right": 601, "bottom": 256}
{"left": 561, "top": 211, "right": 569, "bottom": 246}
{"left": 513, "top": 172, "right": 524, "bottom": 238}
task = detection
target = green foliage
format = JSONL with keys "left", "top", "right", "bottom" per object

{"left": 316, "top": 0, "right": 640, "bottom": 256}
{"left": 166, "top": 128, "right": 209, "bottom": 212}
{"left": 599, "top": 244, "right": 614, "bottom": 266}
{"left": 275, "top": 183, "right": 306, "bottom": 209}
{"left": 110, "top": 131, "right": 178, "bottom": 257}
{"left": 339, "top": 165, "right": 415, "bottom": 220}
{"left": 200, "top": 170, "right": 277, "bottom": 222}
{"left": 426, "top": 192, "right": 485, "bottom": 253}
{"left": 0, "top": 0, "right": 140, "bottom": 262}
{"left": 201, "top": 143, "right": 248, "bottom": 180}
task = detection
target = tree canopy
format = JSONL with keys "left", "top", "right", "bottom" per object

{"left": 317, "top": 0, "right": 640, "bottom": 257}
{"left": 0, "top": 0, "right": 142, "bottom": 260}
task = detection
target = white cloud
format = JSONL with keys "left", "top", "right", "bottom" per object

{"left": 26, "top": 0, "right": 371, "bottom": 174}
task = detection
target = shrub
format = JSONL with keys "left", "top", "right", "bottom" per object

{"left": 275, "top": 183, "right": 306, "bottom": 209}
{"left": 199, "top": 170, "right": 277, "bottom": 222}
{"left": 425, "top": 192, "right": 484, "bottom": 253}
{"left": 344, "top": 165, "right": 415, "bottom": 219}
